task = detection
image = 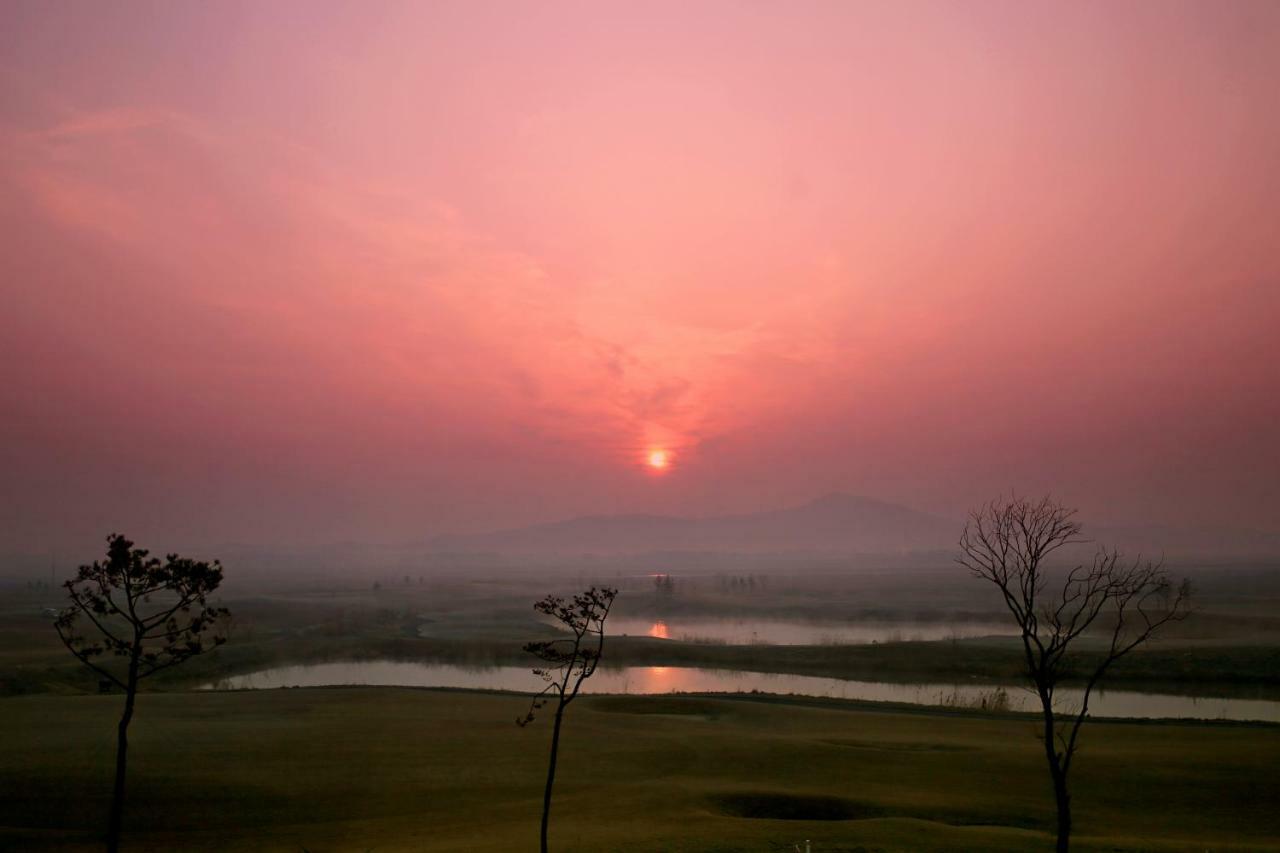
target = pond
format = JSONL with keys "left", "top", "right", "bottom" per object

{"left": 202, "top": 661, "right": 1280, "bottom": 723}
{"left": 604, "top": 616, "right": 1015, "bottom": 645}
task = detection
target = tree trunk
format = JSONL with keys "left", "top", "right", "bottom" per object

{"left": 1051, "top": 766, "right": 1071, "bottom": 853}
{"left": 1038, "top": 691, "right": 1070, "bottom": 853}
{"left": 107, "top": 654, "right": 140, "bottom": 853}
{"left": 539, "top": 704, "right": 566, "bottom": 853}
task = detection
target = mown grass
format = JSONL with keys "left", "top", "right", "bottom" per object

{"left": 1, "top": 687, "right": 1277, "bottom": 851}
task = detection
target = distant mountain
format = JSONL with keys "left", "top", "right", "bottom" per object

{"left": 428, "top": 493, "right": 959, "bottom": 557}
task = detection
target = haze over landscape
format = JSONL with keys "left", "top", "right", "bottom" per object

{"left": 3, "top": 4, "right": 1280, "bottom": 853}
{"left": 3, "top": 1, "right": 1278, "bottom": 559}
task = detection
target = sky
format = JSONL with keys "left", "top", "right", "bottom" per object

{"left": 2, "top": 1, "right": 1278, "bottom": 553}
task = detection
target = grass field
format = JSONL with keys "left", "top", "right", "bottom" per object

{"left": 1, "top": 687, "right": 1277, "bottom": 852}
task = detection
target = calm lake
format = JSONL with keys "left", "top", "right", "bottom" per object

{"left": 604, "top": 616, "right": 1015, "bottom": 645}
{"left": 203, "top": 661, "right": 1280, "bottom": 723}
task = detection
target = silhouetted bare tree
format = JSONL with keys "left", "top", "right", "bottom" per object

{"left": 957, "top": 496, "right": 1190, "bottom": 853}
{"left": 54, "top": 534, "right": 229, "bottom": 853}
{"left": 518, "top": 586, "right": 617, "bottom": 853}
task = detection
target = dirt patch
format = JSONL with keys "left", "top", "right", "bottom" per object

{"left": 708, "top": 791, "right": 883, "bottom": 821}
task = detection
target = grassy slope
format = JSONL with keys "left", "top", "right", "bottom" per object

{"left": 1, "top": 688, "right": 1277, "bottom": 852}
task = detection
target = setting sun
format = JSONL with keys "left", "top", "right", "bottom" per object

{"left": 1, "top": 4, "right": 1276, "bottom": 851}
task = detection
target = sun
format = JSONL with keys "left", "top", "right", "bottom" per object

{"left": 647, "top": 449, "right": 670, "bottom": 470}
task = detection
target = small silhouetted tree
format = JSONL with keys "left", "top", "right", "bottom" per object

{"left": 517, "top": 586, "right": 617, "bottom": 853}
{"left": 54, "top": 534, "right": 229, "bottom": 853}
{"left": 958, "top": 496, "right": 1190, "bottom": 853}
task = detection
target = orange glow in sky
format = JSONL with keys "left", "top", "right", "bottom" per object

{"left": 1, "top": 2, "right": 1278, "bottom": 550}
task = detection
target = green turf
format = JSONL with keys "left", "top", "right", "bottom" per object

{"left": 1, "top": 687, "right": 1277, "bottom": 852}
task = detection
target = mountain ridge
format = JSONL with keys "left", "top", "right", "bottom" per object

{"left": 428, "top": 493, "right": 958, "bottom": 556}
{"left": 427, "top": 492, "right": 1280, "bottom": 559}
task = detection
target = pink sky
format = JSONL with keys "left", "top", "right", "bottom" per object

{"left": 2, "top": 1, "right": 1278, "bottom": 551}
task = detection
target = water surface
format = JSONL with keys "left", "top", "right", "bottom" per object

{"left": 203, "top": 661, "right": 1280, "bottom": 723}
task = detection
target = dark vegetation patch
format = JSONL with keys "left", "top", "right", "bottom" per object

{"left": 708, "top": 791, "right": 882, "bottom": 821}
{"left": 708, "top": 790, "right": 1045, "bottom": 831}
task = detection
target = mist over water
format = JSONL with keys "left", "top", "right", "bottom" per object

{"left": 604, "top": 616, "right": 1016, "bottom": 645}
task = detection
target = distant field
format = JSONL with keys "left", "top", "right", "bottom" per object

{"left": 1, "top": 687, "right": 1277, "bottom": 852}
{"left": 5, "top": 567, "right": 1280, "bottom": 699}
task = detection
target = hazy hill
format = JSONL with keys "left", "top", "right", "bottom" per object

{"left": 428, "top": 494, "right": 958, "bottom": 557}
